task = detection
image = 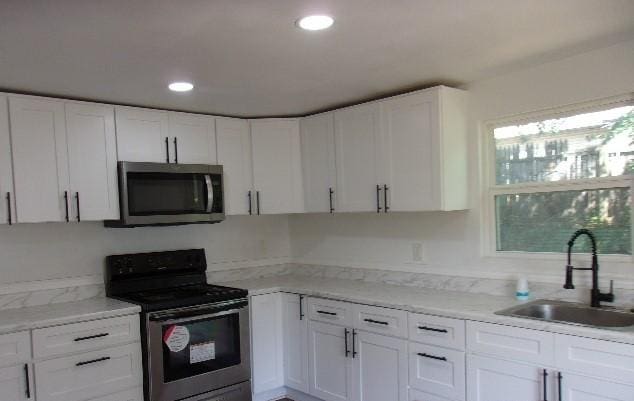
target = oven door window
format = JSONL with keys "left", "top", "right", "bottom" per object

{"left": 161, "top": 313, "right": 241, "bottom": 383}
{"left": 127, "top": 172, "right": 210, "bottom": 215}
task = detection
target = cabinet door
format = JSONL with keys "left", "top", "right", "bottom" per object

{"left": 0, "top": 95, "right": 14, "bottom": 225}
{"left": 282, "top": 293, "right": 309, "bottom": 392}
{"left": 353, "top": 331, "right": 408, "bottom": 401}
{"left": 300, "top": 113, "right": 336, "bottom": 213}
{"left": 65, "top": 102, "right": 119, "bottom": 221}
{"left": 168, "top": 112, "right": 216, "bottom": 164}
{"left": 0, "top": 364, "right": 33, "bottom": 401}
{"left": 380, "top": 91, "right": 438, "bottom": 211}
{"left": 467, "top": 354, "right": 549, "bottom": 401}
{"left": 115, "top": 106, "right": 169, "bottom": 162}
{"left": 308, "top": 321, "right": 354, "bottom": 401}
{"left": 215, "top": 117, "right": 253, "bottom": 215}
{"left": 560, "top": 373, "right": 634, "bottom": 401}
{"left": 334, "top": 103, "right": 381, "bottom": 212}
{"left": 250, "top": 119, "right": 304, "bottom": 214}
{"left": 9, "top": 96, "right": 69, "bottom": 223}
{"left": 251, "top": 293, "right": 284, "bottom": 394}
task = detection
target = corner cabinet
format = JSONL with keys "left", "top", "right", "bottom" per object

{"left": 250, "top": 119, "right": 304, "bottom": 215}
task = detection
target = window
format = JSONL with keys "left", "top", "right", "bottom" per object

{"left": 485, "top": 97, "right": 634, "bottom": 256}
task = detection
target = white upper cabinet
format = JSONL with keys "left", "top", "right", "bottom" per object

{"left": 334, "top": 103, "right": 382, "bottom": 213}
{"left": 0, "top": 95, "right": 14, "bottom": 225}
{"left": 250, "top": 119, "right": 304, "bottom": 214}
{"left": 380, "top": 86, "right": 468, "bottom": 211}
{"left": 215, "top": 117, "right": 254, "bottom": 215}
{"left": 9, "top": 96, "right": 70, "bottom": 223}
{"left": 167, "top": 112, "right": 216, "bottom": 164}
{"left": 115, "top": 106, "right": 170, "bottom": 163}
{"left": 65, "top": 102, "right": 119, "bottom": 221}
{"left": 300, "top": 113, "right": 336, "bottom": 213}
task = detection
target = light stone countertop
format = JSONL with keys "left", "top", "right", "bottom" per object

{"left": 0, "top": 297, "right": 141, "bottom": 335}
{"left": 220, "top": 274, "right": 634, "bottom": 345}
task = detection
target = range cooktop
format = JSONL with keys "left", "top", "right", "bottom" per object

{"left": 105, "top": 249, "right": 247, "bottom": 312}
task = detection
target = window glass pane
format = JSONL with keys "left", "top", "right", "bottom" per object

{"left": 495, "top": 188, "right": 631, "bottom": 254}
{"left": 494, "top": 105, "right": 634, "bottom": 185}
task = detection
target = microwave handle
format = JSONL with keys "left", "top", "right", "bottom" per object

{"left": 205, "top": 174, "right": 213, "bottom": 213}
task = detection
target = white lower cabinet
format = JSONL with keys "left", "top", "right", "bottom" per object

{"left": 282, "top": 293, "right": 309, "bottom": 392}
{"left": 250, "top": 293, "right": 284, "bottom": 394}
{"left": 308, "top": 320, "right": 354, "bottom": 401}
{"left": 409, "top": 343, "right": 465, "bottom": 401}
{"left": 34, "top": 342, "right": 142, "bottom": 401}
{"left": 353, "top": 330, "right": 408, "bottom": 401}
{"left": 466, "top": 354, "right": 550, "bottom": 401}
{"left": 0, "top": 364, "right": 34, "bottom": 401}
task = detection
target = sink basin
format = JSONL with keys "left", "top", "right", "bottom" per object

{"left": 495, "top": 300, "right": 634, "bottom": 329}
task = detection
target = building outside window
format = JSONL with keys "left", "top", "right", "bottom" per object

{"left": 484, "top": 96, "right": 634, "bottom": 256}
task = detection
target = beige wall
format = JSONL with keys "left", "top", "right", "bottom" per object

{"left": 0, "top": 215, "right": 290, "bottom": 285}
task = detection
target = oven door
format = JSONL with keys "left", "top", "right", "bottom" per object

{"left": 114, "top": 161, "right": 224, "bottom": 226}
{"left": 146, "top": 299, "right": 250, "bottom": 401}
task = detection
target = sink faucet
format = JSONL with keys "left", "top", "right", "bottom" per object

{"left": 564, "top": 229, "right": 614, "bottom": 308}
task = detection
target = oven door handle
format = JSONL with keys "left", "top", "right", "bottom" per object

{"left": 205, "top": 174, "right": 213, "bottom": 213}
{"left": 148, "top": 300, "right": 248, "bottom": 324}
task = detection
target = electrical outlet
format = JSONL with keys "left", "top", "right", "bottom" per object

{"left": 412, "top": 242, "right": 424, "bottom": 262}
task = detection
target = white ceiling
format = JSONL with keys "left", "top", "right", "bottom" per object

{"left": 1, "top": 0, "right": 633, "bottom": 117}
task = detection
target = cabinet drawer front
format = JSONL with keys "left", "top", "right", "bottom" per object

{"left": 32, "top": 314, "right": 140, "bottom": 358}
{"left": 0, "top": 331, "right": 31, "bottom": 368}
{"left": 409, "top": 313, "right": 465, "bottom": 350}
{"left": 555, "top": 334, "right": 634, "bottom": 384}
{"left": 34, "top": 342, "right": 142, "bottom": 401}
{"left": 466, "top": 321, "right": 554, "bottom": 366}
{"left": 409, "top": 342, "right": 465, "bottom": 401}
{"left": 409, "top": 389, "right": 454, "bottom": 401}
{"left": 307, "top": 297, "right": 354, "bottom": 327}
{"left": 353, "top": 304, "right": 408, "bottom": 338}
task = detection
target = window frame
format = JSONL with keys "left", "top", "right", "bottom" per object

{"left": 480, "top": 93, "right": 634, "bottom": 261}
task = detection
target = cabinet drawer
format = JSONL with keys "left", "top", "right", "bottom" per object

{"left": 555, "top": 334, "right": 634, "bottom": 384}
{"left": 409, "top": 389, "right": 454, "bottom": 401}
{"left": 307, "top": 297, "right": 353, "bottom": 327}
{"left": 0, "top": 331, "right": 31, "bottom": 368}
{"left": 409, "top": 313, "right": 465, "bottom": 350}
{"left": 466, "top": 321, "right": 554, "bottom": 366}
{"left": 409, "top": 342, "right": 465, "bottom": 401}
{"left": 33, "top": 314, "right": 140, "bottom": 358}
{"left": 34, "top": 342, "right": 142, "bottom": 401}
{"left": 353, "top": 304, "right": 408, "bottom": 338}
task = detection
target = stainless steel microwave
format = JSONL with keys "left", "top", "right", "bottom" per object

{"left": 105, "top": 162, "right": 224, "bottom": 227}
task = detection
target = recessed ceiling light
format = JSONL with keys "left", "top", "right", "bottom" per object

{"left": 297, "top": 15, "right": 334, "bottom": 31}
{"left": 168, "top": 82, "right": 194, "bottom": 92}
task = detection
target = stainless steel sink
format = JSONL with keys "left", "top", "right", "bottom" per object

{"left": 495, "top": 300, "right": 634, "bottom": 329}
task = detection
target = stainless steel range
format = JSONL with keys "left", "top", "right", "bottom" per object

{"left": 105, "top": 249, "right": 251, "bottom": 401}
